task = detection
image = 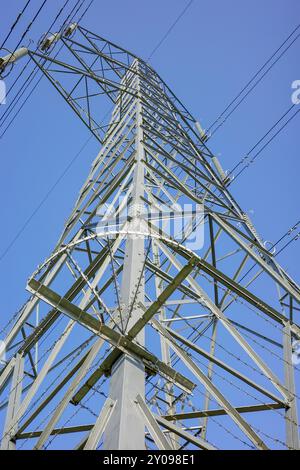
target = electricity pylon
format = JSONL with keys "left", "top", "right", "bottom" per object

{"left": 0, "top": 24, "right": 299, "bottom": 450}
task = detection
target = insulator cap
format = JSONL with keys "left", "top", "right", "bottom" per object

{"left": 39, "top": 32, "right": 61, "bottom": 52}
{"left": 64, "top": 23, "right": 78, "bottom": 38}
{"left": 0, "top": 47, "right": 28, "bottom": 76}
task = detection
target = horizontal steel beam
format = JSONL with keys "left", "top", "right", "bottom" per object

{"left": 16, "top": 424, "right": 94, "bottom": 440}
{"left": 27, "top": 279, "right": 196, "bottom": 396}
{"left": 135, "top": 394, "right": 172, "bottom": 450}
{"left": 162, "top": 402, "right": 285, "bottom": 421}
{"left": 166, "top": 241, "right": 300, "bottom": 332}
{"left": 127, "top": 257, "right": 197, "bottom": 340}
{"left": 152, "top": 319, "right": 268, "bottom": 450}
{"left": 163, "top": 324, "right": 284, "bottom": 405}
{"left": 71, "top": 259, "right": 200, "bottom": 404}
{"left": 212, "top": 213, "right": 300, "bottom": 304}
{"left": 154, "top": 414, "right": 216, "bottom": 450}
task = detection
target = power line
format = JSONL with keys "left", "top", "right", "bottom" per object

{"left": 0, "top": 0, "right": 192, "bottom": 260}
{"left": 226, "top": 219, "right": 300, "bottom": 297}
{"left": 0, "top": 0, "right": 73, "bottom": 127}
{"left": 77, "top": 0, "right": 95, "bottom": 23}
{"left": 276, "top": 228, "right": 300, "bottom": 255}
{"left": 1, "top": 0, "right": 186, "bottom": 137}
{"left": 2, "top": 3, "right": 297, "bottom": 269}
{"left": 0, "top": 0, "right": 78, "bottom": 105}
{"left": 0, "top": 0, "right": 57, "bottom": 126}
{"left": 0, "top": 134, "right": 93, "bottom": 262}
{"left": 147, "top": 0, "right": 194, "bottom": 60}
{"left": 0, "top": 0, "right": 86, "bottom": 136}
{"left": 5, "top": 0, "right": 49, "bottom": 61}
{"left": 274, "top": 220, "right": 300, "bottom": 253}
{"left": 0, "top": 0, "right": 32, "bottom": 51}
{"left": 0, "top": 61, "right": 50, "bottom": 138}
{"left": 0, "top": 60, "right": 44, "bottom": 130}
{"left": 206, "top": 23, "right": 300, "bottom": 137}
{"left": 1, "top": 0, "right": 183, "bottom": 138}
{"left": 62, "top": 0, "right": 86, "bottom": 28}
{"left": 0, "top": 23, "right": 299, "bottom": 448}
{"left": 228, "top": 103, "right": 295, "bottom": 175}
{"left": 228, "top": 105, "right": 300, "bottom": 183}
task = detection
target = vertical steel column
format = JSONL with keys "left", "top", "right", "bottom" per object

{"left": 283, "top": 322, "right": 300, "bottom": 450}
{"left": 201, "top": 216, "right": 219, "bottom": 439}
{"left": 1, "top": 353, "right": 24, "bottom": 450}
{"left": 104, "top": 60, "right": 146, "bottom": 450}
{"left": 153, "top": 241, "right": 178, "bottom": 449}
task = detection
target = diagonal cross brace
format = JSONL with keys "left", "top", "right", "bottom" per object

{"left": 27, "top": 267, "right": 197, "bottom": 397}
{"left": 70, "top": 257, "right": 198, "bottom": 403}
{"left": 152, "top": 318, "right": 269, "bottom": 450}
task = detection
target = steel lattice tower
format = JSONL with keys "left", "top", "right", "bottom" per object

{"left": 0, "top": 24, "right": 299, "bottom": 450}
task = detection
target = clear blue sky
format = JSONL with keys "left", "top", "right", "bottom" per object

{"left": 0, "top": 0, "right": 299, "bottom": 449}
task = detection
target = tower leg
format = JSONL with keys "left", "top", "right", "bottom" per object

{"left": 1, "top": 353, "right": 24, "bottom": 450}
{"left": 283, "top": 323, "right": 299, "bottom": 450}
{"left": 104, "top": 66, "right": 146, "bottom": 450}
{"left": 103, "top": 355, "right": 145, "bottom": 449}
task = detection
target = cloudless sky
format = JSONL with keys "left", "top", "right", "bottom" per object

{"left": 0, "top": 0, "right": 299, "bottom": 449}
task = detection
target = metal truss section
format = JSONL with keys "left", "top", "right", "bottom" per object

{"left": 0, "top": 25, "right": 299, "bottom": 451}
